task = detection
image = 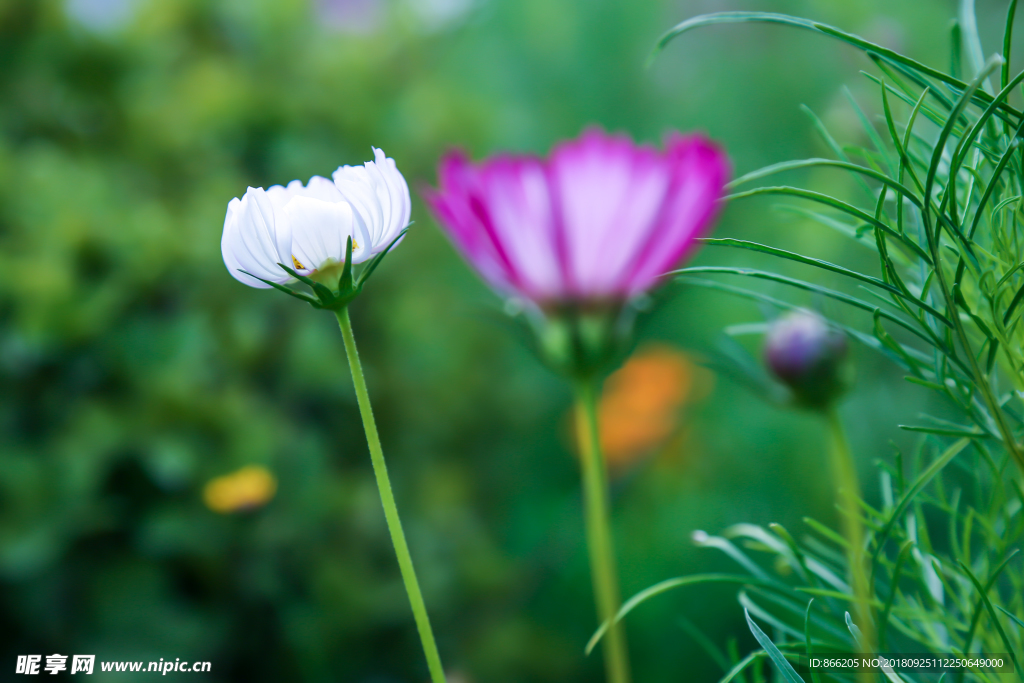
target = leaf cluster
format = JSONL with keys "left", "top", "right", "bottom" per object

{"left": 624, "top": 4, "right": 1024, "bottom": 681}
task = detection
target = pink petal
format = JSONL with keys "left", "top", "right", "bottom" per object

{"left": 475, "top": 155, "right": 564, "bottom": 299}
{"left": 423, "top": 152, "right": 520, "bottom": 294}
{"left": 625, "top": 134, "right": 730, "bottom": 294}
{"left": 549, "top": 128, "right": 670, "bottom": 297}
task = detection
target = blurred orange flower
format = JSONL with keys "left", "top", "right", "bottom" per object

{"left": 592, "top": 345, "right": 708, "bottom": 470}
{"left": 203, "top": 465, "right": 278, "bottom": 514}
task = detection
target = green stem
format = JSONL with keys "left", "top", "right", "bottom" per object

{"left": 575, "top": 379, "right": 632, "bottom": 683}
{"left": 826, "top": 407, "right": 874, "bottom": 683}
{"left": 335, "top": 307, "right": 446, "bottom": 683}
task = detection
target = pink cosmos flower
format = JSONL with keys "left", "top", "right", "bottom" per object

{"left": 423, "top": 128, "right": 730, "bottom": 304}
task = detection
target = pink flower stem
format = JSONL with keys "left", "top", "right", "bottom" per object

{"left": 575, "top": 378, "right": 633, "bottom": 683}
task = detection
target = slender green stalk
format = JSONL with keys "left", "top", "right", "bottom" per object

{"left": 826, "top": 407, "right": 873, "bottom": 683}
{"left": 574, "top": 379, "right": 632, "bottom": 683}
{"left": 335, "top": 307, "right": 446, "bottom": 683}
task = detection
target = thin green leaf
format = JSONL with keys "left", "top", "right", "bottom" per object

{"left": 862, "top": 68, "right": 952, "bottom": 134}
{"left": 804, "top": 599, "right": 822, "bottom": 683}
{"left": 878, "top": 540, "right": 915, "bottom": 649}
{"left": 718, "top": 651, "right": 771, "bottom": 683}
{"left": 951, "top": 20, "right": 963, "bottom": 80}
{"left": 803, "top": 516, "right": 848, "bottom": 549}
{"left": 921, "top": 55, "right": 1000, "bottom": 262}
{"left": 675, "top": 266, "right": 932, "bottom": 345}
{"left": 699, "top": 238, "right": 952, "bottom": 326}
{"left": 678, "top": 278, "right": 931, "bottom": 373}
{"left": 998, "top": 605, "right": 1024, "bottom": 632}
{"left": 845, "top": 611, "right": 864, "bottom": 647}
{"left": 898, "top": 424, "right": 990, "bottom": 438}
{"left": 770, "top": 523, "right": 812, "bottom": 584}
{"left": 950, "top": 68, "right": 1024, "bottom": 174}
{"left": 962, "top": 549, "right": 1021, "bottom": 661}
{"left": 800, "top": 105, "right": 876, "bottom": 201}
{"left": 959, "top": 561, "right": 1023, "bottom": 677}
{"left": 1004, "top": 0, "right": 1019, "bottom": 91}
{"left": 871, "top": 439, "right": 971, "bottom": 567}
{"left": 728, "top": 158, "right": 919, "bottom": 201}
{"left": 845, "top": 86, "right": 894, "bottom": 175}
{"left": 745, "top": 609, "right": 806, "bottom": 683}
{"left": 740, "top": 592, "right": 805, "bottom": 642}
{"left": 970, "top": 136, "right": 1024, "bottom": 238}
{"left": 959, "top": 0, "right": 993, "bottom": 93}
{"left": 585, "top": 574, "right": 783, "bottom": 656}
{"left": 679, "top": 616, "right": 732, "bottom": 672}
{"left": 725, "top": 186, "right": 932, "bottom": 263}
{"left": 653, "top": 12, "right": 1023, "bottom": 120}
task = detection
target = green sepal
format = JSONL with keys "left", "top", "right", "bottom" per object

{"left": 529, "top": 300, "right": 641, "bottom": 382}
{"left": 337, "top": 236, "right": 355, "bottom": 294}
{"left": 357, "top": 226, "right": 410, "bottom": 287}
{"left": 278, "top": 263, "right": 336, "bottom": 303}
{"left": 260, "top": 229, "right": 409, "bottom": 312}
{"left": 277, "top": 260, "right": 358, "bottom": 311}
{"left": 239, "top": 270, "right": 324, "bottom": 308}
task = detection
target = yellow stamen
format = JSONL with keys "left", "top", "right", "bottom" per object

{"left": 292, "top": 255, "right": 305, "bottom": 270}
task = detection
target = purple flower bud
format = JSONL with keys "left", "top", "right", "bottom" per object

{"left": 764, "top": 310, "right": 849, "bottom": 409}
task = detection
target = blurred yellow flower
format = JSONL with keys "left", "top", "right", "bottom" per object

{"left": 593, "top": 345, "right": 708, "bottom": 470}
{"left": 203, "top": 465, "right": 277, "bottom": 514}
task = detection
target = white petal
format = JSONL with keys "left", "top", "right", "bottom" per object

{"left": 250, "top": 187, "right": 293, "bottom": 267}
{"left": 332, "top": 166, "right": 378, "bottom": 249}
{"left": 305, "top": 175, "right": 344, "bottom": 202}
{"left": 222, "top": 197, "right": 270, "bottom": 288}
{"left": 265, "top": 183, "right": 295, "bottom": 213}
{"left": 222, "top": 188, "right": 291, "bottom": 287}
{"left": 331, "top": 148, "right": 411, "bottom": 254}
{"left": 285, "top": 196, "right": 369, "bottom": 270}
{"left": 333, "top": 166, "right": 377, "bottom": 237}
{"left": 365, "top": 157, "right": 394, "bottom": 242}
{"left": 373, "top": 148, "right": 411, "bottom": 248}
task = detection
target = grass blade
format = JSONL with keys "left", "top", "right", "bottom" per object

{"left": 959, "top": 561, "right": 1023, "bottom": 677}
{"left": 744, "top": 609, "right": 806, "bottom": 683}
{"left": 585, "top": 574, "right": 783, "bottom": 655}
{"left": 804, "top": 599, "right": 822, "bottom": 683}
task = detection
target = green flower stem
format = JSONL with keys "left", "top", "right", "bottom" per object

{"left": 826, "top": 407, "right": 874, "bottom": 676}
{"left": 335, "top": 307, "right": 446, "bottom": 683}
{"left": 574, "top": 379, "right": 632, "bottom": 683}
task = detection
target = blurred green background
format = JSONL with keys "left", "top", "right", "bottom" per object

{"left": 0, "top": 0, "right": 1012, "bottom": 680}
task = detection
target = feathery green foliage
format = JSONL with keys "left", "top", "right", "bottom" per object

{"left": 606, "top": 3, "right": 1024, "bottom": 681}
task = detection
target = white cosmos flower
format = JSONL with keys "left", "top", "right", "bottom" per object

{"left": 222, "top": 148, "right": 410, "bottom": 289}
